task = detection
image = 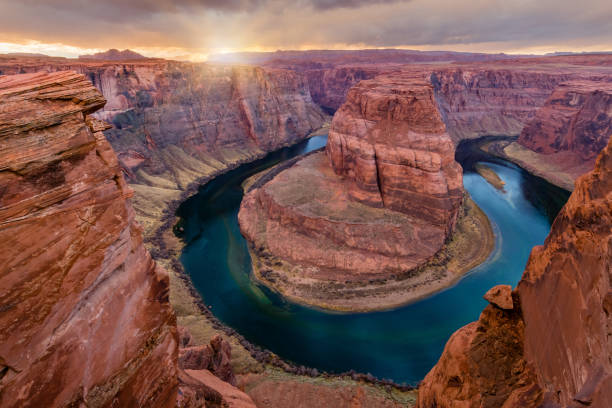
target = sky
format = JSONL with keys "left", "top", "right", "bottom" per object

{"left": 0, "top": 0, "right": 611, "bottom": 61}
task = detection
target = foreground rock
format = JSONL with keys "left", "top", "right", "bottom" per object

{"left": 179, "top": 369, "right": 257, "bottom": 408}
{"left": 239, "top": 73, "right": 493, "bottom": 311}
{"left": 0, "top": 72, "right": 178, "bottom": 407}
{"left": 418, "top": 135, "right": 612, "bottom": 407}
{"left": 0, "top": 56, "right": 328, "bottom": 235}
{"left": 179, "top": 333, "right": 236, "bottom": 385}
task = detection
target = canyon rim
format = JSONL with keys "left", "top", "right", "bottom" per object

{"left": 1, "top": 1, "right": 612, "bottom": 406}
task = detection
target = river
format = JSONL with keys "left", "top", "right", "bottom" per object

{"left": 177, "top": 135, "right": 569, "bottom": 385}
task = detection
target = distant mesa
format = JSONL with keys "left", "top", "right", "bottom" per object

{"left": 78, "top": 48, "right": 148, "bottom": 61}
{"left": 3, "top": 52, "right": 50, "bottom": 58}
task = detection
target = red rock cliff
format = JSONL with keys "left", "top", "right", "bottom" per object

{"left": 327, "top": 73, "right": 463, "bottom": 232}
{"left": 0, "top": 71, "right": 178, "bottom": 407}
{"left": 431, "top": 67, "right": 570, "bottom": 141}
{"left": 518, "top": 80, "right": 612, "bottom": 161}
{"left": 418, "top": 135, "right": 612, "bottom": 407}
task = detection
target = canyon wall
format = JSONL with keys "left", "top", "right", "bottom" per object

{"left": 0, "top": 72, "right": 178, "bottom": 407}
{"left": 302, "top": 66, "right": 387, "bottom": 112}
{"left": 418, "top": 135, "right": 612, "bottom": 407}
{"left": 518, "top": 80, "right": 612, "bottom": 161}
{"left": 431, "top": 67, "right": 570, "bottom": 142}
{"left": 0, "top": 56, "right": 328, "bottom": 234}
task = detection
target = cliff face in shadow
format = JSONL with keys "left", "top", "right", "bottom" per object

{"left": 0, "top": 71, "right": 178, "bottom": 407}
{"left": 418, "top": 135, "right": 612, "bottom": 407}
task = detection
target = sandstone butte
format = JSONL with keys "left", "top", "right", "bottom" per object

{"left": 0, "top": 71, "right": 258, "bottom": 408}
{"left": 418, "top": 135, "right": 612, "bottom": 407}
{"left": 238, "top": 72, "right": 477, "bottom": 311}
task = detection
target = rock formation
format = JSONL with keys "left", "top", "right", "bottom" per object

{"left": 418, "top": 135, "right": 612, "bottom": 407}
{"left": 327, "top": 73, "right": 464, "bottom": 232}
{"left": 431, "top": 67, "right": 570, "bottom": 142}
{"left": 0, "top": 71, "right": 178, "bottom": 407}
{"left": 79, "top": 49, "right": 148, "bottom": 60}
{"left": 238, "top": 73, "right": 481, "bottom": 311}
{"left": 179, "top": 333, "right": 236, "bottom": 385}
{"left": 518, "top": 80, "right": 612, "bottom": 161}
{"left": 0, "top": 56, "right": 328, "bottom": 234}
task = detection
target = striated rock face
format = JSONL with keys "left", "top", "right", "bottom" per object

{"left": 431, "top": 68, "right": 569, "bottom": 142}
{"left": 518, "top": 80, "right": 612, "bottom": 161}
{"left": 327, "top": 73, "right": 464, "bottom": 232}
{"left": 302, "top": 66, "right": 388, "bottom": 112}
{"left": 0, "top": 57, "right": 328, "bottom": 234}
{"left": 418, "top": 135, "right": 612, "bottom": 407}
{"left": 517, "top": 135, "right": 612, "bottom": 407}
{"left": 0, "top": 72, "right": 178, "bottom": 406}
{"left": 238, "top": 73, "right": 474, "bottom": 311}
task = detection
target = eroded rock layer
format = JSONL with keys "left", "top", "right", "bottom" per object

{"left": 0, "top": 56, "right": 328, "bottom": 234}
{"left": 418, "top": 135, "right": 612, "bottom": 407}
{"left": 0, "top": 72, "right": 178, "bottom": 407}
{"left": 518, "top": 80, "right": 612, "bottom": 160}
{"left": 327, "top": 73, "right": 464, "bottom": 232}
{"left": 238, "top": 73, "right": 476, "bottom": 311}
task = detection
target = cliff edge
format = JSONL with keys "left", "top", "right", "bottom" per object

{"left": 0, "top": 71, "right": 178, "bottom": 407}
{"left": 418, "top": 135, "right": 612, "bottom": 407}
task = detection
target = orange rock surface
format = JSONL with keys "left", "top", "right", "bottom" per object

{"left": 418, "top": 135, "right": 612, "bottom": 407}
{"left": 0, "top": 71, "right": 178, "bottom": 406}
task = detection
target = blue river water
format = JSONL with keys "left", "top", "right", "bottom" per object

{"left": 177, "top": 135, "right": 569, "bottom": 385}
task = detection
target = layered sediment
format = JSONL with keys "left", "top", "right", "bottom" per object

{"left": 0, "top": 71, "right": 178, "bottom": 407}
{"left": 0, "top": 56, "right": 328, "bottom": 235}
{"left": 500, "top": 80, "right": 612, "bottom": 189}
{"left": 239, "top": 73, "right": 492, "bottom": 311}
{"left": 418, "top": 135, "right": 612, "bottom": 407}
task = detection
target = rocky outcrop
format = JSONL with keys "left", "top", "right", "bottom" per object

{"left": 0, "top": 72, "right": 177, "bottom": 407}
{"left": 327, "top": 73, "right": 464, "bottom": 233}
{"left": 418, "top": 135, "right": 612, "bottom": 407}
{"left": 178, "top": 369, "right": 257, "bottom": 408}
{"left": 238, "top": 73, "right": 488, "bottom": 311}
{"left": 518, "top": 80, "right": 612, "bottom": 161}
{"left": 483, "top": 285, "right": 513, "bottom": 310}
{"left": 0, "top": 56, "right": 328, "bottom": 234}
{"left": 517, "top": 134, "right": 612, "bottom": 407}
{"left": 417, "top": 293, "right": 542, "bottom": 408}
{"left": 179, "top": 333, "right": 236, "bottom": 385}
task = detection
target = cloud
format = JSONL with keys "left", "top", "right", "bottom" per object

{"left": 0, "top": 0, "right": 610, "bottom": 58}
{"left": 305, "top": 0, "right": 406, "bottom": 11}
